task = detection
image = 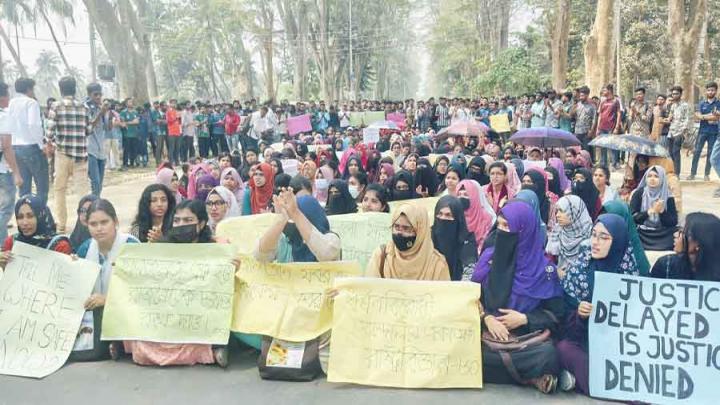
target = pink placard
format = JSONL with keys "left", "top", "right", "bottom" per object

{"left": 287, "top": 114, "right": 312, "bottom": 136}
{"left": 387, "top": 112, "right": 406, "bottom": 129}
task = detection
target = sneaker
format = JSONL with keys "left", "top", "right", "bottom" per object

{"left": 704, "top": 176, "right": 711, "bottom": 182}
{"left": 559, "top": 369, "right": 576, "bottom": 392}
{"left": 686, "top": 175, "right": 696, "bottom": 181}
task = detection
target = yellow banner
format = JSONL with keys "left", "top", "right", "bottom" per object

{"left": 216, "top": 213, "right": 281, "bottom": 254}
{"left": 231, "top": 256, "right": 361, "bottom": 341}
{"left": 328, "top": 212, "right": 391, "bottom": 273}
{"left": 328, "top": 277, "right": 483, "bottom": 388}
{"left": 489, "top": 114, "right": 511, "bottom": 133}
{"left": 101, "top": 244, "right": 235, "bottom": 345}
{"left": 0, "top": 242, "right": 99, "bottom": 378}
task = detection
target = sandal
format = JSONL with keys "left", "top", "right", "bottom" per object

{"left": 533, "top": 374, "right": 558, "bottom": 394}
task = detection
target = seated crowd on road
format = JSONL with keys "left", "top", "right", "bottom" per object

{"left": 1, "top": 75, "right": 720, "bottom": 398}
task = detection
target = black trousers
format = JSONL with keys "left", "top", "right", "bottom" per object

{"left": 122, "top": 136, "right": 137, "bottom": 166}
{"left": 198, "top": 137, "right": 211, "bottom": 158}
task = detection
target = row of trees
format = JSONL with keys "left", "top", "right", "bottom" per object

{"left": 430, "top": 0, "right": 717, "bottom": 102}
{"left": 0, "top": 0, "right": 717, "bottom": 103}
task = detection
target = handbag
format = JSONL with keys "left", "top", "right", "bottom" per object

{"left": 481, "top": 328, "right": 552, "bottom": 384}
{"left": 257, "top": 336, "right": 322, "bottom": 381}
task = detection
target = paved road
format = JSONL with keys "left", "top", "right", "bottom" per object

{"left": 0, "top": 349, "right": 611, "bottom": 405}
{"left": 3, "top": 152, "right": 719, "bottom": 404}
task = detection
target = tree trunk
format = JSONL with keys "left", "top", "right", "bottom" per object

{"left": 257, "top": 3, "right": 275, "bottom": 103}
{"left": 550, "top": 0, "right": 571, "bottom": 90}
{"left": 0, "top": 23, "right": 28, "bottom": 77}
{"left": 276, "top": 0, "right": 307, "bottom": 100}
{"left": 144, "top": 34, "right": 159, "bottom": 99}
{"left": 84, "top": 0, "right": 150, "bottom": 102}
{"left": 39, "top": 8, "right": 72, "bottom": 74}
{"left": 584, "top": 0, "right": 615, "bottom": 96}
{"left": 669, "top": 0, "right": 707, "bottom": 102}
{"left": 478, "top": 0, "right": 510, "bottom": 60}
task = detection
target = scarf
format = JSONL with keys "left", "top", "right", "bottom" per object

{"left": 466, "top": 156, "right": 490, "bottom": 186}
{"left": 195, "top": 174, "right": 219, "bottom": 202}
{"left": 472, "top": 201, "right": 562, "bottom": 313}
{"left": 249, "top": 162, "right": 275, "bottom": 214}
{"left": 602, "top": 200, "right": 651, "bottom": 276}
{"left": 221, "top": 167, "right": 245, "bottom": 204}
{"left": 206, "top": 186, "right": 241, "bottom": 232}
{"left": 548, "top": 157, "right": 571, "bottom": 192}
{"left": 546, "top": 195, "right": 593, "bottom": 267}
{"left": 376, "top": 203, "right": 449, "bottom": 280}
{"left": 523, "top": 168, "right": 551, "bottom": 224}
{"left": 572, "top": 168, "right": 600, "bottom": 220}
{"left": 14, "top": 195, "right": 57, "bottom": 249}
{"left": 458, "top": 179, "right": 496, "bottom": 249}
{"left": 85, "top": 232, "right": 136, "bottom": 295}
{"left": 504, "top": 162, "right": 522, "bottom": 196}
{"left": 325, "top": 179, "right": 359, "bottom": 216}
{"left": 638, "top": 165, "right": 670, "bottom": 212}
{"left": 432, "top": 196, "right": 474, "bottom": 281}
{"left": 69, "top": 194, "right": 98, "bottom": 250}
{"left": 562, "top": 214, "right": 638, "bottom": 307}
{"left": 289, "top": 196, "right": 330, "bottom": 262}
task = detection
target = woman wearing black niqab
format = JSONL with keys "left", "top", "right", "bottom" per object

{"left": 431, "top": 196, "right": 478, "bottom": 281}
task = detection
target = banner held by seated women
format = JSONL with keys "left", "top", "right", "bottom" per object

{"left": 231, "top": 256, "right": 361, "bottom": 342}
{"left": 216, "top": 213, "right": 280, "bottom": 254}
{"left": 327, "top": 212, "right": 391, "bottom": 272}
{"left": 590, "top": 273, "right": 720, "bottom": 404}
{"left": 0, "top": 242, "right": 99, "bottom": 378}
{"left": 328, "top": 277, "right": 483, "bottom": 389}
{"left": 101, "top": 244, "right": 235, "bottom": 345}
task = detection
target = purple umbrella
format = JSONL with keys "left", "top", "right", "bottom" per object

{"left": 509, "top": 128, "right": 581, "bottom": 148}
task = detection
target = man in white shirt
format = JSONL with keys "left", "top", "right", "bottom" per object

{"left": 0, "top": 81, "right": 23, "bottom": 243}
{"left": 247, "top": 106, "right": 276, "bottom": 151}
{"left": 8, "top": 78, "right": 50, "bottom": 204}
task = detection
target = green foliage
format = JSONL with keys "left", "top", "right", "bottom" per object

{"left": 472, "top": 47, "right": 550, "bottom": 96}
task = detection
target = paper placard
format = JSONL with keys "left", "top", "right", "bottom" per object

{"left": 0, "top": 242, "right": 99, "bottom": 378}
{"left": 101, "top": 244, "right": 235, "bottom": 345}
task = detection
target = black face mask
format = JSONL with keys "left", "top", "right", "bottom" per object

{"left": 392, "top": 233, "right": 416, "bottom": 251}
{"left": 393, "top": 189, "right": 412, "bottom": 201}
{"left": 283, "top": 222, "right": 302, "bottom": 245}
{"left": 168, "top": 224, "right": 198, "bottom": 243}
{"left": 459, "top": 197, "right": 471, "bottom": 211}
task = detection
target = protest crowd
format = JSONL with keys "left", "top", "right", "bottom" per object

{"left": 1, "top": 74, "right": 720, "bottom": 401}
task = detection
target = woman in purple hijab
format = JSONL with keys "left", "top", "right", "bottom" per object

{"left": 471, "top": 200, "right": 565, "bottom": 394}
{"left": 195, "top": 174, "right": 219, "bottom": 202}
{"left": 548, "top": 157, "right": 571, "bottom": 194}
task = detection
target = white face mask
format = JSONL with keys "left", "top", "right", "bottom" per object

{"left": 315, "top": 178, "right": 329, "bottom": 190}
{"left": 348, "top": 185, "right": 360, "bottom": 199}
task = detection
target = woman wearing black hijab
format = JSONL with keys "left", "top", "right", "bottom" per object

{"left": 325, "top": 179, "right": 359, "bottom": 215}
{"left": 467, "top": 156, "right": 490, "bottom": 186}
{"left": 572, "top": 168, "right": 601, "bottom": 221}
{"left": 544, "top": 166, "right": 562, "bottom": 197}
{"left": 432, "top": 196, "right": 478, "bottom": 281}
{"left": 69, "top": 194, "right": 99, "bottom": 251}
{"left": 414, "top": 158, "right": 438, "bottom": 197}
{"left": 521, "top": 169, "right": 551, "bottom": 224}
{"left": 387, "top": 170, "right": 417, "bottom": 201}
{"left": 651, "top": 212, "right": 720, "bottom": 281}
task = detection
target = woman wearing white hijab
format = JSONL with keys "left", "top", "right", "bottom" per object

{"left": 629, "top": 165, "right": 678, "bottom": 251}
{"left": 205, "top": 186, "right": 241, "bottom": 233}
{"left": 546, "top": 195, "right": 593, "bottom": 269}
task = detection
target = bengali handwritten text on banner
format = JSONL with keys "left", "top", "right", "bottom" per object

{"left": 101, "top": 244, "right": 235, "bottom": 345}
{"left": 0, "top": 242, "right": 99, "bottom": 378}
{"left": 328, "top": 212, "right": 391, "bottom": 273}
{"left": 231, "top": 256, "right": 361, "bottom": 341}
{"left": 327, "top": 277, "right": 483, "bottom": 388}
{"left": 589, "top": 273, "right": 720, "bottom": 404}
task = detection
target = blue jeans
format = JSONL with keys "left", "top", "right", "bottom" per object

{"left": 13, "top": 144, "right": 49, "bottom": 204}
{"left": 691, "top": 132, "right": 717, "bottom": 177}
{"left": 597, "top": 132, "right": 619, "bottom": 167}
{"left": 711, "top": 133, "right": 720, "bottom": 180}
{"left": 0, "top": 173, "right": 15, "bottom": 243}
{"left": 88, "top": 155, "right": 106, "bottom": 196}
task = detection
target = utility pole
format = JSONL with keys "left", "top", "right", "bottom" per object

{"left": 614, "top": 0, "right": 621, "bottom": 100}
{"left": 348, "top": 0, "right": 353, "bottom": 101}
{"left": 89, "top": 13, "right": 97, "bottom": 82}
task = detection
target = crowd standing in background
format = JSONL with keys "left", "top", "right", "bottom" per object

{"left": 0, "top": 75, "right": 719, "bottom": 398}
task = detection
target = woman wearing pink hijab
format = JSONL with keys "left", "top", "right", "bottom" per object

{"left": 155, "top": 168, "right": 183, "bottom": 203}
{"left": 186, "top": 162, "right": 211, "bottom": 200}
{"left": 457, "top": 179, "right": 497, "bottom": 250}
{"left": 220, "top": 167, "right": 245, "bottom": 205}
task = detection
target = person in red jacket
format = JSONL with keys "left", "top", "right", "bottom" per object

{"left": 166, "top": 99, "right": 182, "bottom": 165}
{"left": 224, "top": 106, "right": 241, "bottom": 153}
{"left": 0, "top": 195, "right": 71, "bottom": 270}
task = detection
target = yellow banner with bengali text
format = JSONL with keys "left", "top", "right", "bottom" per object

{"left": 231, "top": 256, "right": 361, "bottom": 341}
{"left": 489, "top": 114, "right": 511, "bottom": 133}
{"left": 216, "top": 213, "right": 281, "bottom": 254}
{"left": 328, "top": 277, "right": 483, "bottom": 389}
{"left": 328, "top": 212, "right": 391, "bottom": 273}
{"left": 101, "top": 244, "right": 236, "bottom": 345}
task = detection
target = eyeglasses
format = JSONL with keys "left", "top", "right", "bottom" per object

{"left": 205, "top": 200, "right": 226, "bottom": 208}
{"left": 392, "top": 223, "right": 415, "bottom": 233}
{"left": 591, "top": 231, "right": 612, "bottom": 241}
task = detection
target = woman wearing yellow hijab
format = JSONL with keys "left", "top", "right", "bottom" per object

{"left": 366, "top": 203, "right": 450, "bottom": 280}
